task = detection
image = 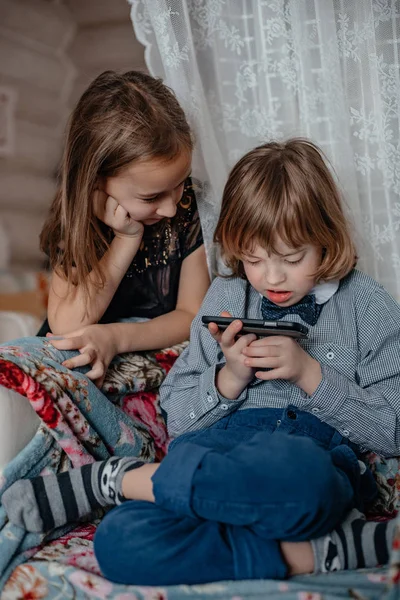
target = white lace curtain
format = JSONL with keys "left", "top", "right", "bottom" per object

{"left": 129, "top": 0, "right": 400, "bottom": 297}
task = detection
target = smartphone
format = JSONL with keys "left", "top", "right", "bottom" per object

{"left": 201, "top": 316, "right": 308, "bottom": 339}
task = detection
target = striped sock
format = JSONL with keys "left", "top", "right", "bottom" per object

{"left": 2, "top": 456, "right": 143, "bottom": 533}
{"left": 311, "top": 509, "right": 396, "bottom": 573}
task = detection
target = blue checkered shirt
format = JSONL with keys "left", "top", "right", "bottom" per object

{"left": 160, "top": 269, "right": 400, "bottom": 456}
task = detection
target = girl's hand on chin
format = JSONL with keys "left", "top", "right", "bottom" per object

{"left": 93, "top": 190, "right": 144, "bottom": 238}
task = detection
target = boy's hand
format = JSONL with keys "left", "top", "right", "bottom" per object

{"left": 242, "top": 336, "right": 322, "bottom": 396}
{"left": 47, "top": 323, "right": 119, "bottom": 388}
{"left": 208, "top": 311, "right": 257, "bottom": 398}
{"left": 93, "top": 190, "right": 144, "bottom": 239}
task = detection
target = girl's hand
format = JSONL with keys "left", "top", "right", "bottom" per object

{"left": 47, "top": 323, "right": 119, "bottom": 388}
{"left": 208, "top": 311, "right": 257, "bottom": 390}
{"left": 93, "top": 190, "right": 144, "bottom": 239}
{"left": 242, "top": 336, "right": 322, "bottom": 395}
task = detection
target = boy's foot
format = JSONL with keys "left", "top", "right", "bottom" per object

{"left": 2, "top": 456, "right": 143, "bottom": 532}
{"left": 312, "top": 508, "right": 396, "bottom": 572}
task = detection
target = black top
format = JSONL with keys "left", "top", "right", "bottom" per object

{"left": 38, "top": 178, "right": 203, "bottom": 335}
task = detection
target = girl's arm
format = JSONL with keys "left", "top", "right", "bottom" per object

{"left": 299, "top": 287, "right": 400, "bottom": 457}
{"left": 50, "top": 245, "right": 210, "bottom": 387}
{"left": 112, "top": 244, "right": 210, "bottom": 352}
{"left": 48, "top": 234, "right": 142, "bottom": 334}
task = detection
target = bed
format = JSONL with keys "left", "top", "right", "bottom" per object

{"left": 0, "top": 328, "right": 399, "bottom": 600}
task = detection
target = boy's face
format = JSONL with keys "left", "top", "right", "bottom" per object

{"left": 242, "top": 238, "right": 322, "bottom": 306}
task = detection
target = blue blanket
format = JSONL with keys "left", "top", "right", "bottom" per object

{"left": 0, "top": 336, "right": 399, "bottom": 599}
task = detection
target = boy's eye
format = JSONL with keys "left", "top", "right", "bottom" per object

{"left": 285, "top": 256, "right": 303, "bottom": 264}
{"left": 244, "top": 259, "right": 261, "bottom": 265}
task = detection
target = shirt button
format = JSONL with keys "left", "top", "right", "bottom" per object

{"left": 206, "top": 394, "right": 213, "bottom": 403}
{"left": 189, "top": 412, "right": 195, "bottom": 419}
{"left": 358, "top": 460, "right": 367, "bottom": 475}
{"left": 342, "top": 429, "right": 350, "bottom": 437}
{"left": 220, "top": 404, "right": 229, "bottom": 410}
{"left": 326, "top": 351, "right": 335, "bottom": 360}
{"left": 311, "top": 407, "right": 320, "bottom": 413}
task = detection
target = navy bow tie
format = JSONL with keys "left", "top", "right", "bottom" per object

{"left": 261, "top": 294, "right": 322, "bottom": 326}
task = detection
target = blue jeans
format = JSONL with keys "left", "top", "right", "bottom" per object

{"left": 94, "top": 407, "right": 376, "bottom": 585}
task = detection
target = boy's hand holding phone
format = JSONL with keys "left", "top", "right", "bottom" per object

{"left": 242, "top": 336, "right": 322, "bottom": 396}
{"left": 206, "top": 313, "right": 321, "bottom": 398}
{"left": 207, "top": 311, "right": 257, "bottom": 399}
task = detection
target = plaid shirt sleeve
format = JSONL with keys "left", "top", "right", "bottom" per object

{"left": 160, "top": 277, "right": 250, "bottom": 438}
{"left": 301, "top": 287, "right": 400, "bottom": 456}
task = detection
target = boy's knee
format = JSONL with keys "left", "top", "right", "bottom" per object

{"left": 267, "top": 435, "right": 352, "bottom": 513}
{"left": 94, "top": 500, "right": 187, "bottom": 586}
{"left": 95, "top": 502, "right": 151, "bottom": 584}
{"left": 289, "top": 438, "right": 355, "bottom": 527}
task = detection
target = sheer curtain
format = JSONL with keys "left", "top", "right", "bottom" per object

{"left": 129, "top": 0, "right": 400, "bottom": 297}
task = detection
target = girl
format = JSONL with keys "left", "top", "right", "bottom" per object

{"left": 4, "top": 140, "right": 399, "bottom": 584}
{"left": 38, "top": 69, "right": 210, "bottom": 386}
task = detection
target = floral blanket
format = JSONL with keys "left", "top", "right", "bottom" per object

{"left": 0, "top": 336, "right": 184, "bottom": 593}
{"left": 0, "top": 336, "right": 399, "bottom": 600}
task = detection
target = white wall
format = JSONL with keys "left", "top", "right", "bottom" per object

{"left": 0, "top": 0, "right": 146, "bottom": 270}
{"left": 66, "top": 0, "right": 147, "bottom": 107}
{"left": 0, "top": 0, "right": 76, "bottom": 268}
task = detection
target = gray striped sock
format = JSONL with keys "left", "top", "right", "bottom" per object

{"left": 2, "top": 456, "right": 143, "bottom": 533}
{"left": 311, "top": 509, "right": 396, "bottom": 573}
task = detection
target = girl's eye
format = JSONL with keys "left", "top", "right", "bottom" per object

{"left": 142, "top": 195, "right": 159, "bottom": 203}
{"left": 141, "top": 176, "right": 188, "bottom": 204}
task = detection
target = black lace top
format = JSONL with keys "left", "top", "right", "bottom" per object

{"left": 101, "top": 178, "right": 203, "bottom": 322}
{"left": 38, "top": 178, "right": 203, "bottom": 335}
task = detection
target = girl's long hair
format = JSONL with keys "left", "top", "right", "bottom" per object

{"left": 40, "top": 70, "right": 192, "bottom": 302}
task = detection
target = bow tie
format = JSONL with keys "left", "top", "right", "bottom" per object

{"left": 261, "top": 294, "right": 322, "bottom": 326}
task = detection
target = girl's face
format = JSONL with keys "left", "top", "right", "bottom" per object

{"left": 242, "top": 237, "right": 322, "bottom": 306}
{"left": 104, "top": 152, "right": 192, "bottom": 226}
